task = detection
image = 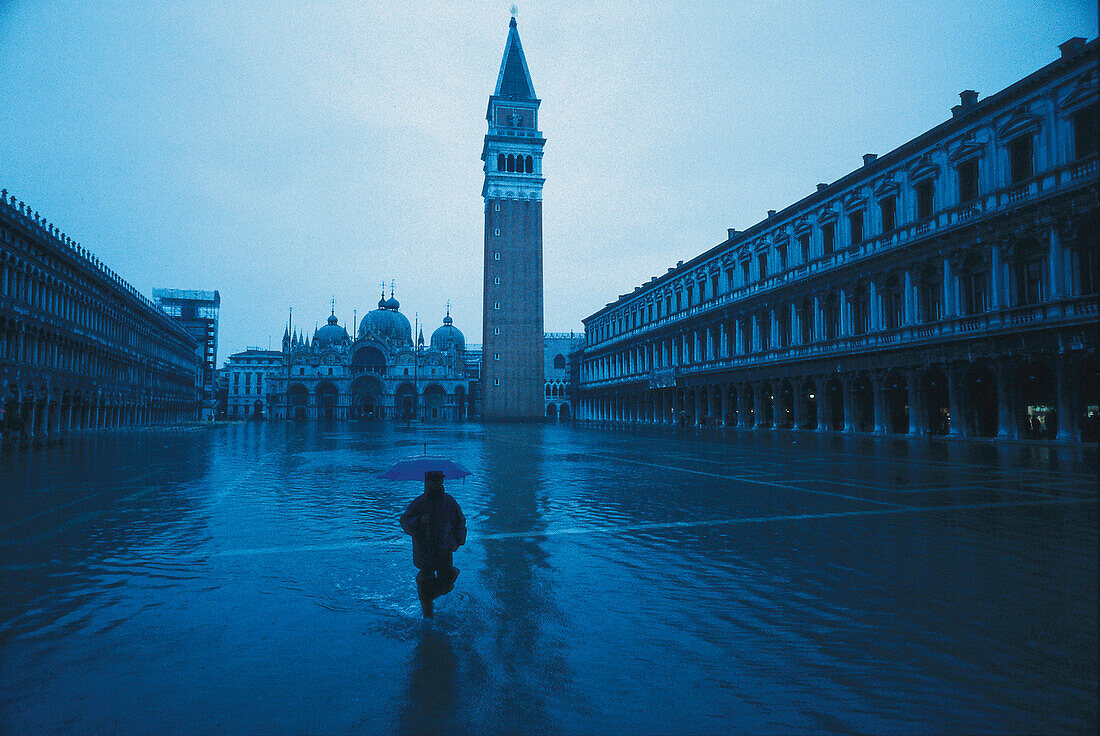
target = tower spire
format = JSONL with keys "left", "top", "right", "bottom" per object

{"left": 494, "top": 13, "right": 536, "bottom": 99}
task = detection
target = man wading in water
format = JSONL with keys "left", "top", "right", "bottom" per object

{"left": 400, "top": 471, "right": 467, "bottom": 617}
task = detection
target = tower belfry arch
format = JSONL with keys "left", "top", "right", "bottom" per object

{"left": 481, "top": 14, "right": 546, "bottom": 420}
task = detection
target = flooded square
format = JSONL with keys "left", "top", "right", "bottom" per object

{"left": 1, "top": 423, "right": 1096, "bottom": 734}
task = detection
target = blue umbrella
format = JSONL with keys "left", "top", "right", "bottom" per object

{"left": 380, "top": 454, "right": 473, "bottom": 481}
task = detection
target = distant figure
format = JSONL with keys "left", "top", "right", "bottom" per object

{"left": 400, "top": 471, "right": 467, "bottom": 617}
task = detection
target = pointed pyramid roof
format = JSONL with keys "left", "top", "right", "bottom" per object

{"left": 494, "top": 17, "right": 536, "bottom": 99}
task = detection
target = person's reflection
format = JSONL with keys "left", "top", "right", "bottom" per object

{"left": 398, "top": 628, "right": 459, "bottom": 735}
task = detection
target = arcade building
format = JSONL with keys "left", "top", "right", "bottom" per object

{"left": 578, "top": 38, "right": 1098, "bottom": 443}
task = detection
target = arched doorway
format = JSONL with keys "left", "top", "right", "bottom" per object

{"left": 1018, "top": 362, "right": 1056, "bottom": 439}
{"left": 825, "top": 378, "right": 844, "bottom": 431}
{"left": 287, "top": 384, "right": 309, "bottom": 420}
{"left": 394, "top": 383, "right": 417, "bottom": 422}
{"left": 546, "top": 403, "right": 558, "bottom": 420}
{"left": 559, "top": 403, "right": 571, "bottom": 421}
{"left": 884, "top": 370, "right": 908, "bottom": 434}
{"left": 778, "top": 381, "right": 794, "bottom": 428}
{"left": 920, "top": 368, "right": 950, "bottom": 435}
{"left": 350, "top": 375, "right": 383, "bottom": 420}
{"left": 742, "top": 385, "right": 755, "bottom": 428}
{"left": 316, "top": 382, "right": 338, "bottom": 420}
{"left": 801, "top": 379, "right": 817, "bottom": 430}
{"left": 852, "top": 375, "right": 874, "bottom": 431}
{"left": 423, "top": 384, "right": 447, "bottom": 420}
{"left": 963, "top": 364, "right": 998, "bottom": 438}
{"left": 760, "top": 382, "right": 775, "bottom": 428}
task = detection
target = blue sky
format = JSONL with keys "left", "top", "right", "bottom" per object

{"left": 1, "top": 1, "right": 1095, "bottom": 360}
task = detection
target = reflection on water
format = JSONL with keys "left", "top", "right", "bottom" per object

{"left": 400, "top": 628, "right": 459, "bottom": 735}
{"left": 0, "top": 421, "right": 1096, "bottom": 734}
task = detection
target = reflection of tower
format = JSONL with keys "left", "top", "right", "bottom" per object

{"left": 481, "top": 15, "right": 545, "bottom": 420}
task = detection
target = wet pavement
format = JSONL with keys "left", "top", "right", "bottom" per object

{"left": 1, "top": 422, "right": 1096, "bottom": 734}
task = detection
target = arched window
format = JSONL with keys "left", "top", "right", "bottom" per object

{"left": 1010, "top": 240, "right": 1046, "bottom": 306}
{"left": 798, "top": 298, "right": 813, "bottom": 343}
{"left": 507, "top": 155, "right": 515, "bottom": 172}
{"left": 497, "top": 153, "right": 505, "bottom": 171}
{"left": 883, "top": 275, "right": 904, "bottom": 329}
{"left": 917, "top": 265, "right": 942, "bottom": 322}
{"left": 545, "top": 384, "right": 552, "bottom": 396}
{"left": 553, "top": 354, "right": 566, "bottom": 369}
{"left": 851, "top": 283, "right": 871, "bottom": 335}
{"left": 525, "top": 156, "right": 533, "bottom": 173}
{"left": 960, "top": 255, "right": 989, "bottom": 314}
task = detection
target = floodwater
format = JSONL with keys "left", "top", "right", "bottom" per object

{"left": 1, "top": 422, "right": 1096, "bottom": 735}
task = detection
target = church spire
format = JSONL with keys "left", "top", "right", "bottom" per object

{"left": 494, "top": 14, "right": 536, "bottom": 99}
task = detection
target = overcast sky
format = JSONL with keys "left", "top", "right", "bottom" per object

{"left": 1, "top": 1, "right": 1095, "bottom": 360}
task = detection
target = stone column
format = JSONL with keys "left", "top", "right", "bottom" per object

{"left": 814, "top": 376, "right": 828, "bottom": 432}
{"left": 994, "top": 362, "right": 1015, "bottom": 438}
{"left": 843, "top": 378, "right": 855, "bottom": 432}
{"left": 1049, "top": 226, "right": 1067, "bottom": 300}
{"left": 1054, "top": 360, "right": 1076, "bottom": 441}
{"left": 790, "top": 303, "right": 801, "bottom": 346}
{"left": 942, "top": 257, "right": 957, "bottom": 318}
{"left": 719, "top": 323, "right": 728, "bottom": 358}
{"left": 990, "top": 244, "right": 1004, "bottom": 311}
{"left": 753, "top": 383, "right": 764, "bottom": 429}
{"left": 812, "top": 295, "right": 822, "bottom": 341}
{"left": 907, "top": 371, "right": 923, "bottom": 435}
{"left": 947, "top": 367, "right": 965, "bottom": 437}
{"left": 869, "top": 279, "right": 880, "bottom": 332}
{"left": 838, "top": 288, "right": 849, "bottom": 337}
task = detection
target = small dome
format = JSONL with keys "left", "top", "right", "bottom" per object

{"left": 385, "top": 296, "right": 400, "bottom": 310}
{"left": 430, "top": 315, "right": 466, "bottom": 352}
{"left": 313, "top": 313, "right": 350, "bottom": 347}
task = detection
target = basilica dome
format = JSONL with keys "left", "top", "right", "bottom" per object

{"left": 360, "top": 303, "right": 412, "bottom": 344}
{"left": 313, "top": 313, "right": 350, "bottom": 347}
{"left": 430, "top": 314, "right": 466, "bottom": 352}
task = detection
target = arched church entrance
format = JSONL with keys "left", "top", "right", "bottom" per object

{"left": 423, "top": 384, "right": 447, "bottom": 420}
{"left": 351, "top": 375, "right": 383, "bottom": 420}
{"left": 394, "top": 383, "right": 417, "bottom": 422}
{"left": 316, "top": 382, "right": 339, "bottom": 420}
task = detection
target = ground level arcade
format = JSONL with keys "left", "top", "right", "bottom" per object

{"left": 580, "top": 349, "right": 1098, "bottom": 443}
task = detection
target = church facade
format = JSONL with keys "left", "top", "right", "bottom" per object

{"left": 481, "top": 16, "right": 546, "bottom": 420}
{"left": 268, "top": 291, "right": 476, "bottom": 421}
{"left": 578, "top": 38, "right": 1098, "bottom": 443}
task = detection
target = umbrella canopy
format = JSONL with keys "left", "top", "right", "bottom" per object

{"left": 380, "top": 454, "right": 473, "bottom": 481}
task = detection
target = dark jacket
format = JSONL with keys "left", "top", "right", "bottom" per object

{"left": 400, "top": 492, "right": 467, "bottom": 570}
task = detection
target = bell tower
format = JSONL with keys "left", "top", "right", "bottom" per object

{"left": 481, "top": 15, "right": 545, "bottom": 420}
